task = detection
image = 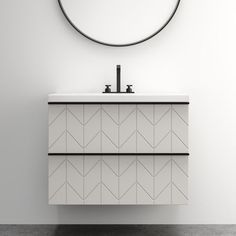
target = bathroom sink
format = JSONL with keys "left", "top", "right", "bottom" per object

{"left": 48, "top": 93, "right": 189, "bottom": 103}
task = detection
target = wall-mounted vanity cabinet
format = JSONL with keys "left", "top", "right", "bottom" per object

{"left": 48, "top": 94, "right": 189, "bottom": 205}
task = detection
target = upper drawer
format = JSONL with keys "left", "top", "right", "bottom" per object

{"left": 48, "top": 104, "right": 188, "bottom": 154}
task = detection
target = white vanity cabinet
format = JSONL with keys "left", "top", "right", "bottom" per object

{"left": 48, "top": 94, "right": 189, "bottom": 205}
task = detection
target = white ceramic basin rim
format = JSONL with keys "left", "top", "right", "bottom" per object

{"left": 48, "top": 93, "right": 189, "bottom": 103}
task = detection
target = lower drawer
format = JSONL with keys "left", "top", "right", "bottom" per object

{"left": 48, "top": 155, "right": 188, "bottom": 205}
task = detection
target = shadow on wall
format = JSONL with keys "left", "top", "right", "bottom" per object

{"left": 55, "top": 205, "right": 181, "bottom": 224}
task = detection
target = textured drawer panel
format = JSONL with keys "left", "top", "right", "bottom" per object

{"left": 49, "top": 155, "right": 188, "bottom": 205}
{"left": 48, "top": 105, "right": 66, "bottom": 153}
{"left": 48, "top": 105, "right": 188, "bottom": 154}
{"left": 171, "top": 105, "right": 188, "bottom": 153}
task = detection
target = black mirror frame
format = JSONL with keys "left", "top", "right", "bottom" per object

{"left": 58, "top": 0, "right": 181, "bottom": 47}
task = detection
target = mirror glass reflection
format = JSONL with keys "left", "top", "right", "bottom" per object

{"left": 59, "top": 0, "right": 180, "bottom": 46}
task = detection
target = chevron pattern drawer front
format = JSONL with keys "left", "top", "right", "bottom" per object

{"left": 48, "top": 104, "right": 188, "bottom": 154}
{"left": 48, "top": 155, "right": 188, "bottom": 205}
{"left": 48, "top": 104, "right": 189, "bottom": 205}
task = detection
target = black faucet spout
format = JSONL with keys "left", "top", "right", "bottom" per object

{"left": 116, "top": 65, "right": 121, "bottom": 93}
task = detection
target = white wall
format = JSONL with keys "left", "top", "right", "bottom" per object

{"left": 0, "top": 0, "right": 236, "bottom": 224}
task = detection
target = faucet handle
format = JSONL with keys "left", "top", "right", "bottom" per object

{"left": 104, "top": 85, "right": 112, "bottom": 93}
{"left": 126, "top": 85, "right": 133, "bottom": 93}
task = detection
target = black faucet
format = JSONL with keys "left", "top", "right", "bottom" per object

{"left": 116, "top": 65, "right": 121, "bottom": 93}
{"left": 103, "top": 65, "right": 134, "bottom": 93}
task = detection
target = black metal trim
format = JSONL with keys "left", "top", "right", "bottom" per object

{"left": 58, "top": 0, "right": 181, "bottom": 47}
{"left": 48, "top": 153, "right": 189, "bottom": 156}
{"left": 48, "top": 102, "right": 189, "bottom": 105}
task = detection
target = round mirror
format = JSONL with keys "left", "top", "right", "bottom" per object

{"left": 58, "top": 0, "right": 181, "bottom": 47}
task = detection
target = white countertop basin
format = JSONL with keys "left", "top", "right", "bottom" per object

{"left": 48, "top": 93, "right": 189, "bottom": 103}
